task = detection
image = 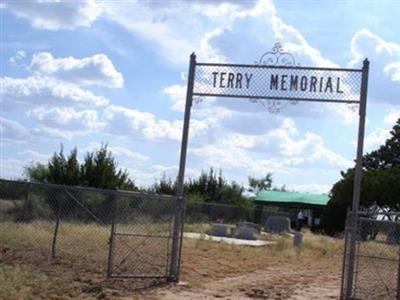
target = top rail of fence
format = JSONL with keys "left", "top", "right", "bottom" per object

{"left": 0, "top": 178, "right": 177, "bottom": 201}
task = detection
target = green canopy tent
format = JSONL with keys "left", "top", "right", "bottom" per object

{"left": 254, "top": 190, "right": 329, "bottom": 229}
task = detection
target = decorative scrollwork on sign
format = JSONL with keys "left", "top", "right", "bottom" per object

{"left": 193, "top": 96, "right": 204, "bottom": 104}
{"left": 255, "top": 42, "right": 299, "bottom": 67}
{"left": 256, "top": 99, "right": 299, "bottom": 114}
{"left": 346, "top": 103, "right": 359, "bottom": 112}
{"left": 251, "top": 43, "right": 300, "bottom": 113}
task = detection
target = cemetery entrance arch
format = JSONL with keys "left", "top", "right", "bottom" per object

{"left": 170, "top": 43, "right": 369, "bottom": 299}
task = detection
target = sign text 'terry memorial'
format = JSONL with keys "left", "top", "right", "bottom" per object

{"left": 211, "top": 71, "right": 344, "bottom": 94}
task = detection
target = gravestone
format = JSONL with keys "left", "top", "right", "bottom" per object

{"left": 236, "top": 221, "right": 261, "bottom": 233}
{"left": 265, "top": 216, "right": 291, "bottom": 234}
{"left": 293, "top": 232, "right": 303, "bottom": 247}
{"left": 236, "top": 226, "right": 256, "bottom": 240}
{"left": 209, "top": 224, "right": 230, "bottom": 237}
{"left": 386, "top": 223, "right": 400, "bottom": 245}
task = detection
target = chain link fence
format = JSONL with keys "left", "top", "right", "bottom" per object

{"left": 1, "top": 178, "right": 349, "bottom": 292}
{"left": 0, "top": 179, "right": 181, "bottom": 280}
{"left": 185, "top": 202, "right": 298, "bottom": 227}
{"left": 341, "top": 211, "right": 400, "bottom": 299}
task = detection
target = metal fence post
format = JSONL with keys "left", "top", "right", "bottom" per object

{"left": 21, "top": 183, "right": 32, "bottom": 222}
{"left": 51, "top": 194, "right": 62, "bottom": 259}
{"left": 397, "top": 245, "right": 400, "bottom": 300}
{"left": 169, "top": 52, "right": 196, "bottom": 281}
{"left": 340, "top": 209, "right": 350, "bottom": 299}
{"left": 345, "top": 58, "right": 369, "bottom": 299}
{"left": 107, "top": 192, "right": 118, "bottom": 277}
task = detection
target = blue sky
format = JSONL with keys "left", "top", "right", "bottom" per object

{"left": 1, "top": 0, "right": 400, "bottom": 193}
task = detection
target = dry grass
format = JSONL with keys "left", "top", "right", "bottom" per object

{"left": 0, "top": 221, "right": 54, "bottom": 251}
{"left": 0, "top": 264, "right": 110, "bottom": 300}
{"left": 0, "top": 266, "right": 47, "bottom": 299}
{"left": 0, "top": 221, "right": 344, "bottom": 268}
{"left": 0, "top": 221, "right": 346, "bottom": 299}
{"left": 183, "top": 223, "right": 212, "bottom": 234}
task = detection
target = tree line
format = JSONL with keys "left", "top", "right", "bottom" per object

{"left": 16, "top": 117, "right": 400, "bottom": 234}
{"left": 322, "top": 118, "right": 400, "bottom": 234}
{"left": 21, "top": 145, "right": 269, "bottom": 221}
{"left": 24, "top": 144, "right": 284, "bottom": 207}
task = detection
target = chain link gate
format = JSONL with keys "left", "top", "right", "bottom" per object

{"left": 341, "top": 212, "right": 400, "bottom": 299}
{"left": 0, "top": 179, "right": 183, "bottom": 281}
{"left": 107, "top": 192, "right": 182, "bottom": 279}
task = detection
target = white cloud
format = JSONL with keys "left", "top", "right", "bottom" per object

{"left": 363, "top": 108, "right": 400, "bottom": 152}
{"left": 1, "top": 76, "right": 109, "bottom": 111}
{"left": 31, "top": 126, "right": 74, "bottom": 140}
{"left": 2, "top": 0, "right": 384, "bottom": 191}
{"left": 190, "top": 142, "right": 291, "bottom": 178}
{"left": 192, "top": 2, "right": 243, "bottom": 19}
{"left": 350, "top": 29, "right": 400, "bottom": 70}
{"left": 0, "top": 158, "right": 27, "bottom": 179}
{"left": 9, "top": 50, "right": 26, "bottom": 66}
{"left": 86, "top": 142, "right": 149, "bottom": 164}
{"left": 28, "top": 106, "right": 105, "bottom": 132}
{"left": 2, "top": 0, "right": 103, "bottom": 30}
{"left": 124, "top": 164, "right": 199, "bottom": 187}
{"left": 109, "top": 146, "right": 149, "bottom": 163}
{"left": 102, "top": 105, "right": 220, "bottom": 141}
{"left": 0, "top": 113, "right": 93, "bottom": 143}
{"left": 147, "top": 0, "right": 355, "bottom": 124}
{"left": 17, "top": 150, "right": 49, "bottom": 162}
{"left": 30, "top": 52, "right": 124, "bottom": 88}
{"left": 0, "top": 150, "right": 50, "bottom": 179}
{"left": 103, "top": 105, "right": 162, "bottom": 137}
{"left": 384, "top": 107, "right": 400, "bottom": 125}
{"left": 164, "top": 84, "right": 186, "bottom": 112}
{"left": 224, "top": 118, "right": 352, "bottom": 170}
{"left": 190, "top": 119, "right": 352, "bottom": 179}
{"left": 105, "top": 0, "right": 357, "bottom": 126}
{"left": 199, "top": 0, "right": 335, "bottom": 67}
{"left": 385, "top": 62, "right": 400, "bottom": 82}
{"left": 362, "top": 108, "right": 400, "bottom": 152}
{"left": 103, "top": 1, "right": 224, "bottom": 65}
{"left": 285, "top": 183, "right": 331, "bottom": 194}
{"left": 364, "top": 127, "right": 391, "bottom": 151}
{"left": 0, "top": 117, "right": 31, "bottom": 141}
{"left": 104, "top": 0, "right": 336, "bottom": 67}
{"left": 350, "top": 29, "right": 400, "bottom": 105}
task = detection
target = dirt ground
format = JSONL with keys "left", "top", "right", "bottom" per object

{"left": 159, "top": 266, "right": 340, "bottom": 300}
{"left": 0, "top": 235, "right": 343, "bottom": 299}
{"left": 156, "top": 238, "right": 341, "bottom": 300}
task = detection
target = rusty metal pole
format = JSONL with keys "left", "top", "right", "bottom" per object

{"left": 169, "top": 53, "right": 196, "bottom": 281}
{"left": 107, "top": 193, "right": 118, "bottom": 277}
{"left": 51, "top": 193, "right": 62, "bottom": 259}
{"left": 345, "top": 58, "right": 369, "bottom": 299}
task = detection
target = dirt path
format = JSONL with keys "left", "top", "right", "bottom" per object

{"left": 157, "top": 265, "right": 340, "bottom": 300}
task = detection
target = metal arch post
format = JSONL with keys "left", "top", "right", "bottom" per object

{"left": 344, "top": 58, "right": 369, "bottom": 299}
{"left": 169, "top": 52, "right": 196, "bottom": 281}
{"left": 352, "top": 59, "right": 369, "bottom": 213}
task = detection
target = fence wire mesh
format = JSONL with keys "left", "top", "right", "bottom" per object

{"left": 193, "top": 63, "right": 362, "bottom": 104}
{"left": 0, "top": 179, "right": 181, "bottom": 279}
{"left": 1, "top": 179, "right": 349, "bottom": 291}
{"left": 342, "top": 212, "right": 400, "bottom": 300}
